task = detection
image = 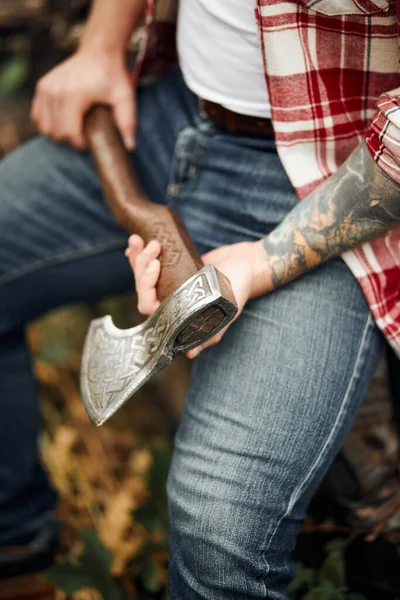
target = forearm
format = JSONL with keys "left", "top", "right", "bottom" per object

{"left": 79, "top": 0, "right": 146, "bottom": 56}
{"left": 258, "top": 141, "right": 400, "bottom": 292}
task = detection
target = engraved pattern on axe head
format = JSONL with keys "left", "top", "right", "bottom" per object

{"left": 86, "top": 271, "right": 212, "bottom": 414}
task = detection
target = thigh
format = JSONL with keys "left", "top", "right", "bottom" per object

{"left": 168, "top": 263, "right": 382, "bottom": 598}
{"left": 0, "top": 68, "right": 197, "bottom": 331}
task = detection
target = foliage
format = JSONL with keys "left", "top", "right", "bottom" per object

{"left": 29, "top": 303, "right": 374, "bottom": 600}
{"left": 131, "top": 444, "right": 171, "bottom": 594}
{"left": 46, "top": 529, "right": 126, "bottom": 600}
{"left": 0, "top": 55, "right": 28, "bottom": 96}
{"left": 30, "top": 303, "right": 176, "bottom": 599}
{"left": 288, "top": 539, "right": 366, "bottom": 600}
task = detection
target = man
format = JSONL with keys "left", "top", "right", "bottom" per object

{"left": 0, "top": 0, "right": 400, "bottom": 598}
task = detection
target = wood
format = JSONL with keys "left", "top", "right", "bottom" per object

{"left": 84, "top": 105, "right": 204, "bottom": 302}
{"left": 84, "top": 105, "right": 225, "bottom": 340}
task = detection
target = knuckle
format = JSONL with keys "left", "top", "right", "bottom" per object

{"left": 39, "top": 79, "right": 55, "bottom": 97}
{"left": 72, "top": 138, "right": 85, "bottom": 150}
{"left": 30, "top": 110, "right": 38, "bottom": 125}
{"left": 39, "top": 125, "right": 51, "bottom": 137}
{"left": 36, "top": 77, "right": 46, "bottom": 91}
{"left": 69, "top": 126, "right": 84, "bottom": 147}
{"left": 60, "top": 132, "right": 75, "bottom": 147}
{"left": 65, "top": 135, "right": 76, "bottom": 147}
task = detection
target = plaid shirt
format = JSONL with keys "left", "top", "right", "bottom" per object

{"left": 135, "top": 0, "right": 400, "bottom": 356}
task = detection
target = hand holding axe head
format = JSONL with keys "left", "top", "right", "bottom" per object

{"left": 80, "top": 106, "right": 238, "bottom": 426}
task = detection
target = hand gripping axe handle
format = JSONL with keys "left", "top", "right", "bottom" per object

{"left": 80, "top": 106, "right": 238, "bottom": 426}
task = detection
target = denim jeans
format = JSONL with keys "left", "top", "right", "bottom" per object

{"left": 0, "top": 68, "right": 382, "bottom": 598}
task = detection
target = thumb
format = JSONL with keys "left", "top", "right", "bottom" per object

{"left": 112, "top": 86, "right": 136, "bottom": 150}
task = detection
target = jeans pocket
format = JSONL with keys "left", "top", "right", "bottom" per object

{"left": 167, "top": 126, "right": 208, "bottom": 198}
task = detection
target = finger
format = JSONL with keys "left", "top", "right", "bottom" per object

{"left": 71, "top": 117, "right": 87, "bottom": 150}
{"left": 201, "top": 251, "right": 214, "bottom": 265}
{"left": 134, "top": 240, "right": 161, "bottom": 283}
{"left": 112, "top": 88, "right": 136, "bottom": 150}
{"left": 47, "top": 88, "right": 65, "bottom": 141}
{"left": 60, "top": 96, "right": 87, "bottom": 149}
{"left": 31, "top": 79, "right": 61, "bottom": 140}
{"left": 129, "top": 234, "right": 145, "bottom": 253}
{"left": 35, "top": 78, "right": 65, "bottom": 140}
{"left": 33, "top": 90, "right": 53, "bottom": 137}
{"left": 39, "top": 97, "right": 54, "bottom": 137}
{"left": 30, "top": 92, "right": 41, "bottom": 127}
{"left": 137, "top": 259, "right": 161, "bottom": 315}
{"left": 125, "top": 234, "right": 145, "bottom": 263}
{"left": 186, "top": 346, "right": 203, "bottom": 359}
{"left": 31, "top": 80, "right": 46, "bottom": 129}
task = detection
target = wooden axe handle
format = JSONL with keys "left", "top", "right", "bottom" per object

{"left": 84, "top": 105, "right": 203, "bottom": 302}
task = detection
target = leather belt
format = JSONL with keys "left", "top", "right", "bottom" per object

{"left": 199, "top": 98, "right": 274, "bottom": 139}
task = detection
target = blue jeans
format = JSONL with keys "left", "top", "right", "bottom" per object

{"left": 0, "top": 68, "right": 382, "bottom": 598}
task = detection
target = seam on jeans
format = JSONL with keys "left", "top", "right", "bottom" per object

{"left": 0, "top": 239, "right": 127, "bottom": 287}
{"left": 259, "top": 312, "right": 375, "bottom": 590}
{"left": 167, "top": 127, "right": 208, "bottom": 199}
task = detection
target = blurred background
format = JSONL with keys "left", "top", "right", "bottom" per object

{"left": 1, "top": 2, "right": 400, "bottom": 599}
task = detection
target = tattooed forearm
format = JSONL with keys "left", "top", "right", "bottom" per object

{"left": 261, "top": 141, "right": 400, "bottom": 289}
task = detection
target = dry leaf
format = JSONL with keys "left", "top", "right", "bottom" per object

{"left": 51, "top": 426, "right": 79, "bottom": 469}
{"left": 129, "top": 449, "right": 152, "bottom": 475}
{"left": 72, "top": 589, "right": 102, "bottom": 600}
{"left": 99, "top": 478, "right": 148, "bottom": 551}
{"left": 35, "top": 360, "right": 60, "bottom": 387}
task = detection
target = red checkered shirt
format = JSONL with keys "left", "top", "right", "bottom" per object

{"left": 135, "top": 0, "right": 400, "bottom": 356}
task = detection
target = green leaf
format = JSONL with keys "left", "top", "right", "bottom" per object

{"left": 324, "top": 539, "right": 348, "bottom": 555}
{"left": 302, "top": 590, "right": 321, "bottom": 600}
{"left": 287, "top": 561, "right": 316, "bottom": 597}
{"left": 303, "top": 582, "right": 347, "bottom": 600}
{"left": 133, "top": 442, "right": 171, "bottom": 536}
{"left": 148, "top": 443, "right": 172, "bottom": 502}
{"left": 317, "top": 538, "right": 347, "bottom": 588}
{"left": 0, "top": 56, "right": 28, "bottom": 95}
{"left": 139, "top": 561, "right": 163, "bottom": 594}
{"left": 45, "top": 529, "right": 127, "bottom": 599}
{"left": 44, "top": 562, "right": 97, "bottom": 594}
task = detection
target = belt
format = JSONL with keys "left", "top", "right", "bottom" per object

{"left": 199, "top": 99, "right": 274, "bottom": 139}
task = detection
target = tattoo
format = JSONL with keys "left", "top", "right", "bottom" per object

{"left": 262, "top": 142, "right": 400, "bottom": 289}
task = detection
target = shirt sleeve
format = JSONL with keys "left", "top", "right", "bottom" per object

{"left": 366, "top": 87, "right": 400, "bottom": 184}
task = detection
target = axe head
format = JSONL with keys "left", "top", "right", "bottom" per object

{"left": 81, "top": 265, "right": 237, "bottom": 426}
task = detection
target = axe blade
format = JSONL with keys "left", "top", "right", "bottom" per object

{"left": 81, "top": 265, "right": 237, "bottom": 426}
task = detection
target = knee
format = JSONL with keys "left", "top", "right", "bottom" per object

{"left": 167, "top": 460, "right": 268, "bottom": 599}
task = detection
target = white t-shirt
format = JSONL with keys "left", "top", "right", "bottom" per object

{"left": 177, "top": 0, "right": 271, "bottom": 118}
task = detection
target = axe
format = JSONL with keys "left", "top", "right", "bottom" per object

{"left": 80, "top": 106, "right": 238, "bottom": 426}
